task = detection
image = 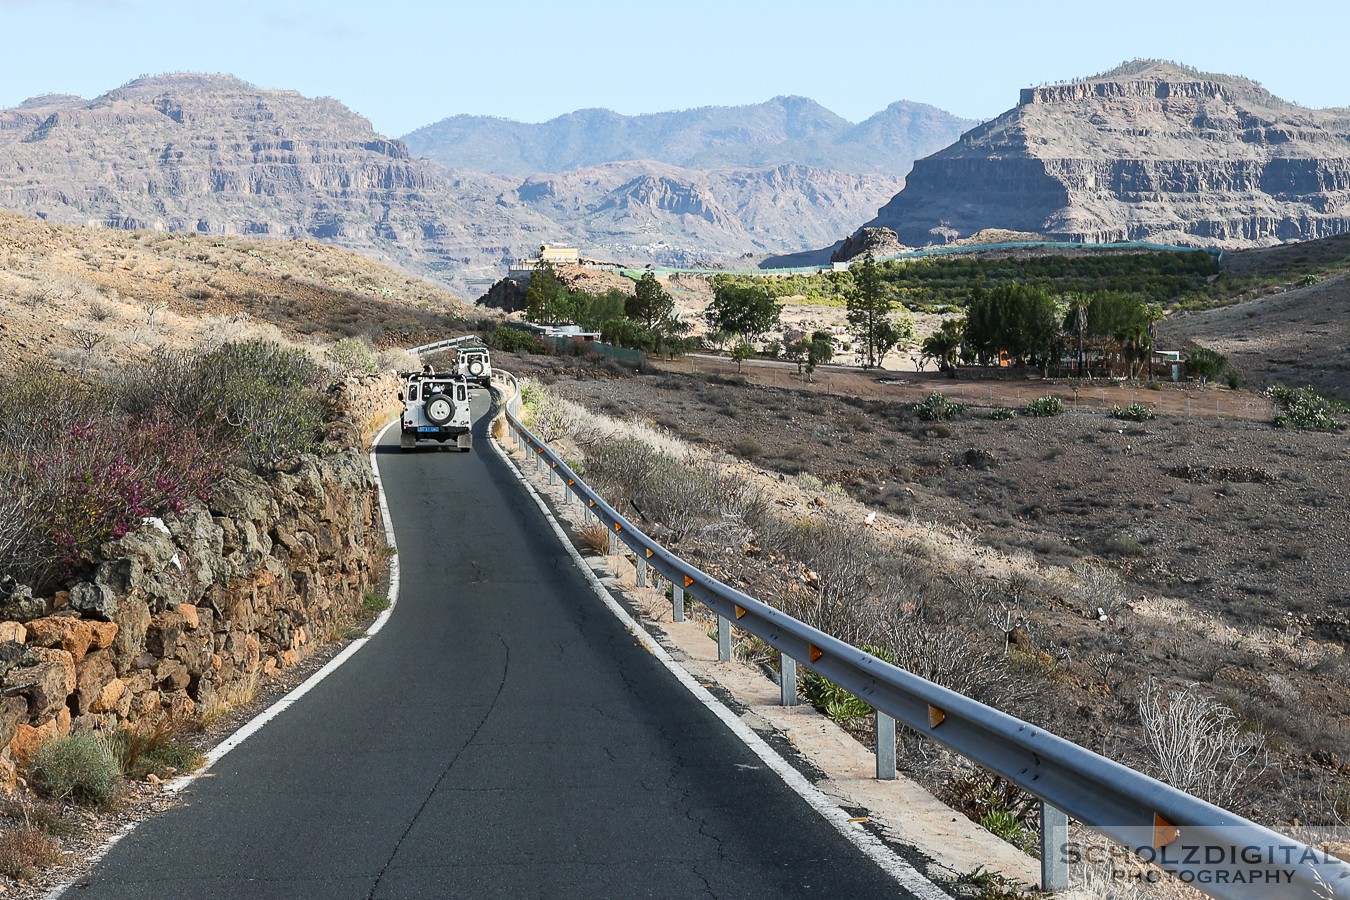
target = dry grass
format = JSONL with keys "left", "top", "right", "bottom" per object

{"left": 199, "top": 671, "right": 262, "bottom": 730}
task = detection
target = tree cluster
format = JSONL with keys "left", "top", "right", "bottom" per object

{"left": 522, "top": 265, "right": 692, "bottom": 354}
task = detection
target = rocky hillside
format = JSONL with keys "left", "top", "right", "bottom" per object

{"left": 854, "top": 60, "right": 1350, "bottom": 250}
{"left": 402, "top": 96, "right": 973, "bottom": 177}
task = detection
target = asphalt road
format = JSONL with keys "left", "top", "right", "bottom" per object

{"left": 63, "top": 389, "right": 922, "bottom": 899}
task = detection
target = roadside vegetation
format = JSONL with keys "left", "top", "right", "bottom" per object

{"left": 0, "top": 342, "right": 330, "bottom": 594}
{"left": 517, "top": 375, "right": 1350, "bottom": 858}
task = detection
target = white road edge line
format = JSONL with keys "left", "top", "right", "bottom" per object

{"left": 488, "top": 423, "right": 951, "bottom": 900}
{"left": 45, "top": 419, "right": 405, "bottom": 900}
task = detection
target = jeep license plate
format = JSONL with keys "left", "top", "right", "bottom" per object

{"left": 418, "top": 426, "right": 440, "bottom": 433}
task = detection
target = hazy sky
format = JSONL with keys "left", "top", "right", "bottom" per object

{"left": 1, "top": 0, "right": 1346, "bottom": 136}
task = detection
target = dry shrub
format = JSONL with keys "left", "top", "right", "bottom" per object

{"left": 575, "top": 523, "right": 612, "bottom": 556}
{"left": 28, "top": 732, "right": 122, "bottom": 806}
{"left": 107, "top": 718, "right": 204, "bottom": 780}
{"left": 1137, "top": 678, "right": 1270, "bottom": 811}
{"left": 0, "top": 826, "right": 64, "bottom": 880}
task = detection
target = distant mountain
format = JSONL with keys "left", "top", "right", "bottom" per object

{"left": 505, "top": 161, "right": 903, "bottom": 267}
{"left": 0, "top": 76, "right": 955, "bottom": 292}
{"left": 402, "top": 97, "right": 975, "bottom": 177}
{"left": 848, "top": 60, "right": 1350, "bottom": 251}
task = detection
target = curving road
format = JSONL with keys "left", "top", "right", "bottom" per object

{"left": 62, "top": 389, "right": 928, "bottom": 898}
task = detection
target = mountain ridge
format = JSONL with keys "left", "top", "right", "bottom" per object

{"left": 402, "top": 96, "right": 975, "bottom": 177}
{"left": 849, "top": 59, "right": 1350, "bottom": 252}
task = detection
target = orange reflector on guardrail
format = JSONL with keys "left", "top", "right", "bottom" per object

{"left": 809, "top": 644, "right": 823, "bottom": 663}
{"left": 568, "top": 479, "right": 575, "bottom": 486}
{"left": 645, "top": 548, "right": 654, "bottom": 558}
{"left": 928, "top": 705, "right": 946, "bottom": 729}
{"left": 1154, "top": 814, "right": 1179, "bottom": 848}
{"left": 684, "top": 575, "right": 694, "bottom": 588}
{"left": 613, "top": 523, "right": 622, "bottom": 532}
{"left": 734, "top": 605, "right": 747, "bottom": 619}
{"left": 588, "top": 499, "right": 596, "bottom": 507}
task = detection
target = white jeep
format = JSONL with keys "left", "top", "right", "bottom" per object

{"left": 455, "top": 346, "right": 493, "bottom": 387}
{"left": 399, "top": 370, "right": 473, "bottom": 452}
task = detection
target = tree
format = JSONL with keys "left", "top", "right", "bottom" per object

{"left": 523, "top": 263, "right": 565, "bottom": 323}
{"left": 706, "top": 279, "right": 780, "bottom": 344}
{"left": 920, "top": 318, "right": 964, "bottom": 377}
{"left": 627, "top": 272, "right": 677, "bottom": 332}
{"left": 846, "top": 253, "right": 911, "bottom": 369}
{"left": 730, "top": 340, "right": 754, "bottom": 373}
{"left": 572, "top": 288, "right": 627, "bottom": 333}
{"left": 964, "top": 284, "right": 1059, "bottom": 368}
{"left": 804, "top": 331, "right": 834, "bottom": 382}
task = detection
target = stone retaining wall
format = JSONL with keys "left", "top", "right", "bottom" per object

{"left": 0, "top": 373, "right": 401, "bottom": 788}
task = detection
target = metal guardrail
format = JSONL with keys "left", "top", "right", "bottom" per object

{"left": 496, "top": 385, "right": 1350, "bottom": 899}
{"left": 410, "top": 334, "right": 483, "bottom": 355}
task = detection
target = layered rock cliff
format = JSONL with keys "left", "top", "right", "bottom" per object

{"left": 0, "top": 75, "right": 558, "bottom": 294}
{"left": 858, "top": 60, "right": 1350, "bottom": 250}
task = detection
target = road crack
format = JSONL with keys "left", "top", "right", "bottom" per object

{"left": 365, "top": 634, "right": 510, "bottom": 899}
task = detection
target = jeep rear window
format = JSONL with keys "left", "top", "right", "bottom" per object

{"left": 408, "top": 384, "right": 419, "bottom": 402}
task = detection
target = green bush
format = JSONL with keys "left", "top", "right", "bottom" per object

{"left": 492, "top": 325, "right": 549, "bottom": 354}
{"left": 193, "top": 340, "right": 328, "bottom": 468}
{"left": 362, "top": 591, "right": 391, "bottom": 612}
{"left": 324, "top": 337, "right": 378, "bottom": 375}
{"left": 1022, "top": 396, "right": 1064, "bottom": 417}
{"left": 915, "top": 392, "right": 964, "bottom": 421}
{"left": 1267, "top": 385, "right": 1347, "bottom": 431}
{"left": 977, "top": 808, "right": 1038, "bottom": 854}
{"left": 30, "top": 733, "right": 122, "bottom": 806}
{"left": 988, "top": 406, "right": 1017, "bottom": 421}
{"left": 1110, "top": 403, "right": 1155, "bottom": 422}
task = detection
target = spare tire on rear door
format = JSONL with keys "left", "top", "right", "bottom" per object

{"left": 467, "top": 359, "right": 485, "bottom": 378}
{"left": 424, "top": 392, "right": 456, "bottom": 425}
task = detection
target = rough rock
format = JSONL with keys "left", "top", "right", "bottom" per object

{"left": 3, "top": 647, "right": 75, "bottom": 721}
{"left": 23, "top": 616, "right": 118, "bottom": 664}
{"left": 0, "top": 582, "right": 44, "bottom": 622}
{"left": 9, "top": 718, "right": 61, "bottom": 767}
{"left": 0, "top": 696, "right": 28, "bottom": 751}
{"left": 67, "top": 580, "right": 117, "bottom": 620}
{"left": 830, "top": 226, "right": 908, "bottom": 262}
{"left": 73, "top": 649, "right": 118, "bottom": 716}
{"left": 860, "top": 60, "right": 1350, "bottom": 251}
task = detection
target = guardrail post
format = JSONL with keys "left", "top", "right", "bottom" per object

{"left": 875, "top": 711, "right": 896, "bottom": 780}
{"left": 636, "top": 556, "right": 648, "bottom": 587}
{"left": 717, "top": 615, "right": 731, "bottom": 661}
{"left": 548, "top": 465, "right": 557, "bottom": 486}
{"left": 1040, "top": 802, "right": 1069, "bottom": 891}
{"left": 672, "top": 583, "right": 685, "bottom": 622}
{"left": 607, "top": 529, "right": 618, "bottom": 556}
{"left": 780, "top": 654, "right": 797, "bottom": 706}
